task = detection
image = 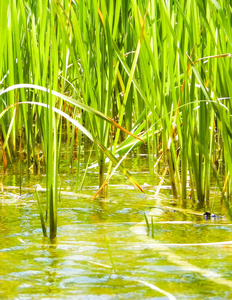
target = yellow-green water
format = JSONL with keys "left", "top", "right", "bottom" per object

{"left": 1, "top": 160, "right": 232, "bottom": 299}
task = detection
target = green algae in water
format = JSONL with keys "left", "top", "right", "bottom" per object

{"left": 1, "top": 168, "right": 232, "bottom": 299}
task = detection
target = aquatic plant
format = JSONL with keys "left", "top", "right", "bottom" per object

{"left": 1, "top": 0, "right": 232, "bottom": 239}
{"left": 0, "top": 84, "right": 143, "bottom": 240}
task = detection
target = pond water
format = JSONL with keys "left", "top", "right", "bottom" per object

{"left": 1, "top": 157, "right": 232, "bottom": 299}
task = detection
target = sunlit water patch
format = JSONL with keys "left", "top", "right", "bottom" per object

{"left": 1, "top": 171, "right": 232, "bottom": 299}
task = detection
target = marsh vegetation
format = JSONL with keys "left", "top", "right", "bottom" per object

{"left": 1, "top": 3, "right": 232, "bottom": 296}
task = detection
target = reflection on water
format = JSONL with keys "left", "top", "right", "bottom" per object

{"left": 1, "top": 164, "right": 232, "bottom": 299}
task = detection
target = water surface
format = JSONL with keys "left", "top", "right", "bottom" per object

{"left": 1, "top": 162, "right": 232, "bottom": 299}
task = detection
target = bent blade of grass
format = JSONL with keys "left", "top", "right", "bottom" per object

{"left": 0, "top": 100, "right": 144, "bottom": 194}
{"left": 112, "top": 40, "right": 157, "bottom": 118}
{"left": 0, "top": 84, "right": 143, "bottom": 142}
{"left": 92, "top": 134, "right": 145, "bottom": 200}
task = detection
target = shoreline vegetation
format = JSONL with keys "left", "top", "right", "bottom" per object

{"left": 0, "top": 0, "right": 232, "bottom": 239}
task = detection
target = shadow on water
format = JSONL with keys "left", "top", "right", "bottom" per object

{"left": 1, "top": 161, "right": 232, "bottom": 299}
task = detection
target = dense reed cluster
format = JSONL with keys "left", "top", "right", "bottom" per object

{"left": 1, "top": 0, "right": 232, "bottom": 239}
